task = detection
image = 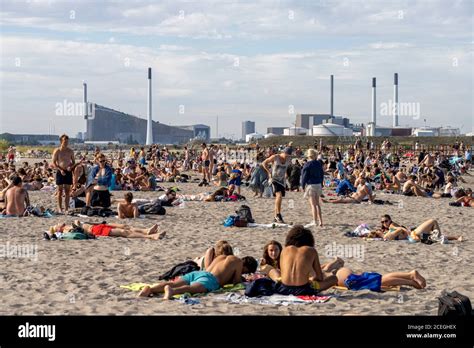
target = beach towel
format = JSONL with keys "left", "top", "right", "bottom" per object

{"left": 214, "top": 293, "right": 331, "bottom": 306}
{"left": 120, "top": 282, "right": 245, "bottom": 297}
{"left": 333, "top": 285, "right": 400, "bottom": 292}
{"left": 247, "top": 223, "right": 291, "bottom": 228}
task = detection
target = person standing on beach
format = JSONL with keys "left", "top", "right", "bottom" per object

{"left": 301, "top": 149, "right": 324, "bottom": 227}
{"left": 52, "top": 134, "right": 75, "bottom": 214}
{"left": 262, "top": 147, "right": 292, "bottom": 223}
{"left": 200, "top": 143, "right": 210, "bottom": 185}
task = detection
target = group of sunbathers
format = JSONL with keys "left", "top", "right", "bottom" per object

{"left": 138, "top": 225, "right": 427, "bottom": 300}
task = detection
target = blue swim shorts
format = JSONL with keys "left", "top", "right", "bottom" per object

{"left": 180, "top": 271, "right": 221, "bottom": 292}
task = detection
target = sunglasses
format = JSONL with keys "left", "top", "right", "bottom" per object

{"left": 99, "top": 160, "right": 106, "bottom": 163}
{"left": 381, "top": 219, "right": 390, "bottom": 223}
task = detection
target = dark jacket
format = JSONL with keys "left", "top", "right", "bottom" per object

{"left": 300, "top": 159, "right": 324, "bottom": 188}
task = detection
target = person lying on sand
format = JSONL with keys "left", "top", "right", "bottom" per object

{"left": 368, "top": 215, "right": 463, "bottom": 242}
{"left": 336, "top": 267, "right": 426, "bottom": 290}
{"left": 138, "top": 254, "right": 258, "bottom": 299}
{"left": 194, "top": 240, "right": 234, "bottom": 271}
{"left": 50, "top": 220, "right": 165, "bottom": 240}
{"left": 322, "top": 177, "right": 374, "bottom": 204}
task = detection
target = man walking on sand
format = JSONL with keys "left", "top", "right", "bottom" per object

{"left": 262, "top": 147, "right": 292, "bottom": 223}
{"left": 52, "top": 134, "right": 75, "bottom": 214}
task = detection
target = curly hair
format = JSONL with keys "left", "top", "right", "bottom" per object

{"left": 285, "top": 225, "right": 314, "bottom": 247}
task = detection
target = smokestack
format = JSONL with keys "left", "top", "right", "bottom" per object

{"left": 371, "top": 77, "right": 376, "bottom": 136}
{"left": 330, "top": 75, "right": 334, "bottom": 116}
{"left": 393, "top": 73, "right": 399, "bottom": 127}
{"left": 83, "top": 81, "right": 88, "bottom": 119}
{"left": 146, "top": 67, "right": 153, "bottom": 145}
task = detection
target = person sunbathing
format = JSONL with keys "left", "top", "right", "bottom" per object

{"left": 50, "top": 221, "right": 165, "bottom": 240}
{"left": 335, "top": 267, "right": 426, "bottom": 290}
{"left": 322, "top": 178, "right": 374, "bottom": 204}
{"left": 402, "top": 175, "right": 428, "bottom": 197}
{"left": 138, "top": 254, "right": 258, "bottom": 299}
{"left": 117, "top": 192, "right": 139, "bottom": 218}
{"left": 453, "top": 188, "right": 474, "bottom": 207}
{"left": 3, "top": 176, "right": 30, "bottom": 216}
{"left": 194, "top": 240, "right": 233, "bottom": 271}
{"left": 277, "top": 225, "right": 339, "bottom": 295}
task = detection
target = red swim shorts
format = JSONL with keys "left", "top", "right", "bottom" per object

{"left": 90, "top": 224, "right": 113, "bottom": 237}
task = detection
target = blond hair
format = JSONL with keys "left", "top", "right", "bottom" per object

{"left": 306, "top": 149, "right": 317, "bottom": 160}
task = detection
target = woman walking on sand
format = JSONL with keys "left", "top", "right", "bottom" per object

{"left": 301, "top": 149, "right": 324, "bottom": 227}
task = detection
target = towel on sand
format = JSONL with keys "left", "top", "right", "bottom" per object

{"left": 214, "top": 293, "right": 331, "bottom": 306}
{"left": 120, "top": 282, "right": 245, "bottom": 299}
{"left": 332, "top": 285, "right": 400, "bottom": 292}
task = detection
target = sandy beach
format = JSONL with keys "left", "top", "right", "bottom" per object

{"left": 0, "top": 167, "right": 472, "bottom": 316}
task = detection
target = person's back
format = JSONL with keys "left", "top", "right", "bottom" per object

{"left": 206, "top": 255, "right": 242, "bottom": 286}
{"left": 5, "top": 183, "right": 28, "bottom": 216}
{"left": 280, "top": 245, "right": 316, "bottom": 286}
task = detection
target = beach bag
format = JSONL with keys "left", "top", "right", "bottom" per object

{"left": 138, "top": 202, "right": 166, "bottom": 215}
{"left": 236, "top": 205, "right": 254, "bottom": 223}
{"left": 234, "top": 217, "right": 248, "bottom": 228}
{"left": 223, "top": 215, "right": 237, "bottom": 227}
{"left": 438, "top": 291, "right": 472, "bottom": 316}
{"left": 263, "top": 182, "right": 273, "bottom": 198}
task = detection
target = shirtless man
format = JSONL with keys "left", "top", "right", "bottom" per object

{"left": 277, "top": 225, "right": 339, "bottom": 295}
{"left": 138, "top": 254, "right": 258, "bottom": 299}
{"left": 322, "top": 177, "right": 374, "bottom": 204}
{"left": 402, "top": 175, "right": 428, "bottom": 197}
{"left": 421, "top": 152, "right": 435, "bottom": 168}
{"left": 51, "top": 221, "right": 165, "bottom": 240}
{"left": 200, "top": 143, "right": 210, "bottom": 185}
{"left": 117, "top": 192, "right": 139, "bottom": 218}
{"left": 52, "top": 134, "right": 75, "bottom": 213}
{"left": 4, "top": 176, "right": 30, "bottom": 216}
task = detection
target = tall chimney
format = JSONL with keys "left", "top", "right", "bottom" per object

{"left": 371, "top": 77, "right": 376, "bottom": 136}
{"left": 83, "top": 81, "right": 88, "bottom": 119}
{"left": 330, "top": 74, "right": 334, "bottom": 116}
{"left": 146, "top": 67, "right": 153, "bottom": 145}
{"left": 393, "top": 73, "right": 399, "bottom": 127}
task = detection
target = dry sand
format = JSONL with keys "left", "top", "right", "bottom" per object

{"left": 1, "top": 169, "right": 473, "bottom": 315}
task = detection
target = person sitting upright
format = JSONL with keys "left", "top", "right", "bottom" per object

{"left": 277, "top": 225, "right": 339, "bottom": 295}
{"left": 117, "top": 192, "right": 139, "bottom": 219}
{"left": 3, "top": 176, "right": 30, "bottom": 216}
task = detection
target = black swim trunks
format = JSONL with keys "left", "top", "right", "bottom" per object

{"left": 56, "top": 170, "right": 73, "bottom": 185}
{"left": 275, "top": 282, "right": 318, "bottom": 296}
{"left": 402, "top": 191, "right": 414, "bottom": 197}
{"left": 272, "top": 181, "right": 286, "bottom": 197}
{"left": 204, "top": 160, "right": 210, "bottom": 167}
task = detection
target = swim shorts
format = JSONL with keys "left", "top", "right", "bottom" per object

{"left": 180, "top": 271, "right": 220, "bottom": 292}
{"left": 90, "top": 189, "right": 111, "bottom": 208}
{"left": 272, "top": 181, "right": 286, "bottom": 197}
{"left": 229, "top": 177, "right": 242, "bottom": 186}
{"left": 275, "top": 282, "right": 318, "bottom": 296}
{"left": 56, "top": 170, "right": 73, "bottom": 185}
{"left": 344, "top": 272, "right": 382, "bottom": 292}
{"left": 90, "top": 224, "right": 113, "bottom": 237}
{"left": 204, "top": 160, "right": 210, "bottom": 167}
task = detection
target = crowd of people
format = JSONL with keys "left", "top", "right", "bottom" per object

{"left": 0, "top": 135, "right": 472, "bottom": 299}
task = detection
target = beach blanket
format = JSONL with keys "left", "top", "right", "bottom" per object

{"left": 120, "top": 282, "right": 246, "bottom": 298}
{"left": 214, "top": 293, "right": 331, "bottom": 306}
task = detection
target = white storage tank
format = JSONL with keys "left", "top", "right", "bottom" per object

{"left": 264, "top": 133, "right": 277, "bottom": 139}
{"left": 283, "top": 127, "right": 308, "bottom": 136}
{"left": 246, "top": 132, "right": 264, "bottom": 142}
{"left": 312, "top": 124, "right": 345, "bottom": 136}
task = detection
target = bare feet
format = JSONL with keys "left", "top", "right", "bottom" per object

{"left": 138, "top": 285, "right": 152, "bottom": 297}
{"left": 323, "top": 257, "right": 345, "bottom": 273}
{"left": 458, "top": 236, "right": 464, "bottom": 242}
{"left": 158, "top": 230, "right": 166, "bottom": 239}
{"left": 147, "top": 224, "right": 159, "bottom": 235}
{"left": 410, "top": 270, "right": 426, "bottom": 289}
{"left": 163, "top": 285, "right": 174, "bottom": 300}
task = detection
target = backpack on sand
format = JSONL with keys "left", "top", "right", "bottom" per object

{"left": 138, "top": 202, "right": 166, "bottom": 215}
{"left": 438, "top": 291, "right": 472, "bottom": 316}
{"left": 235, "top": 205, "right": 254, "bottom": 223}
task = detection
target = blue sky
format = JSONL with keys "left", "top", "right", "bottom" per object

{"left": 1, "top": 0, "right": 472, "bottom": 138}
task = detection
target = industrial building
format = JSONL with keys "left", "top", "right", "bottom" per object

{"left": 242, "top": 121, "right": 256, "bottom": 140}
{"left": 85, "top": 104, "right": 209, "bottom": 144}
